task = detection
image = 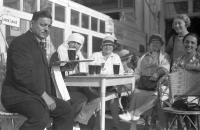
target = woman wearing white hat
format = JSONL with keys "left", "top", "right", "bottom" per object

{"left": 74, "top": 35, "right": 124, "bottom": 130}
{"left": 57, "top": 33, "right": 87, "bottom": 74}
{"left": 57, "top": 33, "right": 88, "bottom": 127}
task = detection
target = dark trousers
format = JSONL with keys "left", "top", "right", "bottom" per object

{"left": 5, "top": 98, "right": 74, "bottom": 130}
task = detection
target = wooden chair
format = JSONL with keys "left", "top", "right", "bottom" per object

{"left": 157, "top": 69, "right": 200, "bottom": 130}
{"left": 0, "top": 64, "right": 26, "bottom": 130}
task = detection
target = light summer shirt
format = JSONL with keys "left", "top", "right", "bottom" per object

{"left": 135, "top": 51, "right": 170, "bottom": 80}
{"left": 90, "top": 51, "right": 124, "bottom": 75}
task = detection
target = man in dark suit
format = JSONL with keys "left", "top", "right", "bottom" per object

{"left": 1, "top": 10, "right": 74, "bottom": 130}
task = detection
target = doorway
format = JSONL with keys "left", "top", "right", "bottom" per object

{"left": 165, "top": 16, "right": 200, "bottom": 45}
{"left": 190, "top": 17, "right": 200, "bottom": 36}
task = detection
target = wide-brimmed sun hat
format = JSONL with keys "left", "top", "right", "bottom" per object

{"left": 102, "top": 35, "right": 117, "bottom": 47}
{"left": 117, "top": 49, "right": 132, "bottom": 61}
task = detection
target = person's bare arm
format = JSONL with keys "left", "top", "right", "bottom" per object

{"left": 41, "top": 91, "right": 56, "bottom": 111}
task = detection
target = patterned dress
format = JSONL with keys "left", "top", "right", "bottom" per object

{"left": 171, "top": 54, "right": 200, "bottom": 72}
{"left": 171, "top": 53, "right": 200, "bottom": 110}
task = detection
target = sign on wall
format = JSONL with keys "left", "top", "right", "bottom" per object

{"left": 1, "top": 14, "right": 20, "bottom": 27}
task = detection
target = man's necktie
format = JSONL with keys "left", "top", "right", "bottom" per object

{"left": 40, "top": 41, "right": 47, "bottom": 56}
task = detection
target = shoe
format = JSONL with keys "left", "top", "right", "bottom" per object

{"left": 73, "top": 123, "right": 80, "bottom": 130}
{"left": 119, "top": 112, "right": 140, "bottom": 121}
{"left": 132, "top": 115, "right": 140, "bottom": 121}
{"left": 119, "top": 112, "right": 132, "bottom": 121}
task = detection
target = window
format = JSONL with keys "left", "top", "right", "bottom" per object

{"left": 80, "top": 34, "right": 88, "bottom": 58}
{"left": 50, "top": 27, "right": 64, "bottom": 49}
{"left": 139, "top": 44, "right": 145, "bottom": 53}
{"left": 106, "top": 12, "right": 121, "bottom": 20}
{"left": 174, "top": 2, "right": 188, "bottom": 14}
{"left": 84, "top": 0, "right": 118, "bottom": 10}
{"left": 122, "top": 0, "right": 135, "bottom": 8}
{"left": 3, "top": 0, "right": 20, "bottom": 10}
{"left": 81, "top": 0, "right": 135, "bottom": 10}
{"left": 71, "top": 10, "right": 80, "bottom": 26}
{"left": 101, "top": 0, "right": 118, "bottom": 9}
{"left": 40, "top": 0, "right": 52, "bottom": 14}
{"left": 92, "top": 36, "right": 103, "bottom": 52}
{"left": 193, "top": 0, "right": 200, "bottom": 12}
{"left": 91, "top": 17, "right": 98, "bottom": 31}
{"left": 81, "top": 13, "right": 89, "bottom": 29}
{"left": 100, "top": 20, "right": 105, "bottom": 33}
{"left": 55, "top": 4, "right": 65, "bottom": 22}
{"left": 23, "top": 0, "right": 37, "bottom": 13}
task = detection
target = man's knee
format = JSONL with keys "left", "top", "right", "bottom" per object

{"left": 27, "top": 111, "right": 50, "bottom": 128}
{"left": 70, "top": 92, "right": 87, "bottom": 105}
{"left": 62, "top": 102, "right": 74, "bottom": 118}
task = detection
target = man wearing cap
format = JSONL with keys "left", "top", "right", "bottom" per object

{"left": 75, "top": 35, "right": 124, "bottom": 130}
{"left": 119, "top": 34, "right": 170, "bottom": 129}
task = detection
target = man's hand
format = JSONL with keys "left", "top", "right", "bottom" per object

{"left": 64, "top": 62, "right": 78, "bottom": 71}
{"left": 41, "top": 92, "right": 56, "bottom": 111}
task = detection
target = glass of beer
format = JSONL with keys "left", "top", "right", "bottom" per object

{"left": 113, "top": 64, "right": 120, "bottom": 74}
{"left": 68, "top": 48, "right": 76, "bottom": 60}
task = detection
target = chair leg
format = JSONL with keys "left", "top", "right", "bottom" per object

{"left": 197, "top": 115, "right": 200, "bottom": 130}
{"left": 1, "top": 118, "right": 15, "bottom": 130}
{"left": 177, "top": 115, "right": 186, "bottom": 130}
{"left": 130, "top": 121, "right": 137, "bottom": 130}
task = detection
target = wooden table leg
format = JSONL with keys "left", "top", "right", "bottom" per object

{"left": 130, "top": 121, "right": 137, "bottom": 130}
{"left": 100, "top": 79, "right": 106, "bottom": 130}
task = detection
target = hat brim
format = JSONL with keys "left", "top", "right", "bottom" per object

{"left": 121, "top": 54, "right": 132, "bottom": 61}
{"left": 101, "top": 43, "right": 116, "bottom": 48}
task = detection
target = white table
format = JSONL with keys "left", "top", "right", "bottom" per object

{"left": 64, "top": 74, "right": 135, "bottom": 130}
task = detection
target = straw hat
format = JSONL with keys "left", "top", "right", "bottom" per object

{"left": 102, "top": 35, "right": 117, "bottom": 46}
{"left": 117, "top": 49, "right": 132, "bottom": 61}
{"left": 68, "top": 33, "right": 85, "bottom": 45}
{"left": 149, "top": 34, "right": 164, "bottom": 45}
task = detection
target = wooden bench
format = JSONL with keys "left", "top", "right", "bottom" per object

{"left": 0, "top": 92, "right": 52, "bottom": 130}
{"left": 0, "top": 81, "right": 26, "bottom": 130}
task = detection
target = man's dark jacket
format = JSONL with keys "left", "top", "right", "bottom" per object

{"left": 1, "top": 31, "right": 56, "bottom": 107}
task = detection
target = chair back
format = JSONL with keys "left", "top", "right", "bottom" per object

{"left": 169, "top": 69, "right": 200, "bottom": 102}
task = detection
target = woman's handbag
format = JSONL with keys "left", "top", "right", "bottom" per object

{"left": 172, "top": 99, "right": 200, "bottom": 111}
{"left": 138, "top": 76, "right": 157, "bottom": 91}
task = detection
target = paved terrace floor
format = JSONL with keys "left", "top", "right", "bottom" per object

{"left": 79, "top": 114, "right": 147, "bottom": 130}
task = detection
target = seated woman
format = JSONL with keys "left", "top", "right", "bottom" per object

{"left": 117, "top": 49, "right": 138, "bottom": 74}
{"left": 56, "top": 33, "right": 88, "bottom": 125}
{"left": 119, "top": 34, "right": 170, "bottom": 121}
{"left": 117, "top": 49, "right": 137, "bottom": 111}
{"left": 75, "top": 35, "right": 124, "bottom": 130}
{"left": 172, "top": 33, "right": 200, "bottom": 72}
{"left": 171, "top": 33, "right": 200, "bottom": 129}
